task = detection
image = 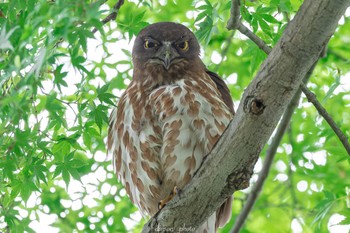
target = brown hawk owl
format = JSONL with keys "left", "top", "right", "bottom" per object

{"left": 108, "top": 22, "right": 234, "bottom": 232}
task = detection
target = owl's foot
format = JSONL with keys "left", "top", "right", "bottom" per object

{"left": 158, "top": 186, "right": 178, "bottom": 210}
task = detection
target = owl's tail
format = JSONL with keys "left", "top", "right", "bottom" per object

{"left": 195, "top": 196, "right": 233, "bottom": 233}
{"left": 195, "top": 213, "right": 216, "bottom": 233}
{"left": 215, "top": 196, "right": 233, "bottom": 229}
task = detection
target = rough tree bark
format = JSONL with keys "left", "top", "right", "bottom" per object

{"left": 142, "top": 0, "right": 350, "bottom": 232}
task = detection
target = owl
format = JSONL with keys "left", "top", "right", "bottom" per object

{"left": 108, "top": 22, "right": 234, "bottom": 232}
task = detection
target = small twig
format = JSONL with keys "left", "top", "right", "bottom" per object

{"left": 226, "top": 0, "right": 272, "bottom": 53}
{"left": 100, "top": 0, "right": 124, "bottom": 24}
{"left": 213, "top": 31, "right": 235, "bottom": 72}
{"left": 31, "top": 94, "right": 40, "bottom": 126}
{"left": 40, "top": 88, "right": 78, "bottom": 119}
{"left": 230, "top": 60, "right": 318, "bottom": 233}
{"left": 226, "top": 0, "right": 241, "bottom": 30}
{"left": 287, "top": 134, "right": 298, "bottom": 217}
{"left": 328, "top": 49, "right": 348, "bottom": 61}
{"left": 98, "top": 0, "right": 108, "bottom": 6}
{"left": 38, "top": 129, "right": 55, "bottom": 141}
{"left": 2, "top": 77, "right": 15, "bottom": 97}
{"left": 0, "top": 9, "right": 5, "bottom": 18}
{"left": 6, "top": 141, "right": 16, "bottom": 155}
{"left": 236, "top": 23, "right": 272, "bottom": 54}
{"left": 282, "top": 10, "right": 290, "bottom": 22}
{"left": 300, "top": 83, "right": 350, "bottom": 156}
{"left": 92, "top": 0, "right": 125, "bottom": 34}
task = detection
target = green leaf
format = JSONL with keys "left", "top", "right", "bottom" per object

{"left": 251, "top": 17, "right": 258, "bottom": 33}
{"left": 32, "top": 164, "right": 49, "bottom": 184}
{"left": 83, "top": 131, "right": 92, "bottom": 150}
{"left": 195, "top": 16, "right": 214, "bottom": 45}
{"left": 61, "top": 167, "right": 70, "bottom": 189}
{"left": 53, "top": 165, "right": 62, "bottom": 179}
{"left": 312, "top": 191, "right": 336, "bottom": 227}
{"left": 92, "top": 105, "right": 109, "bottom": 132}
{"left": 97, "top": 83, "right": 110, "bottom": 95}
{"left": 68, "top": 159, "right": 88, "bottom": 168}
{"left": 261, "top": 14, "right": 280, "bottom": 24}
{"left": 279, "top": 0, "right": 293, "bottom": 11}
{"left": 322, "top": 69, "right": 341, "bottom": 103}
{"left": 0, "top": 25, "right": 19, "bottom": 50}
{"left": 195, "top": 11, "right": 209, "bottom": 23}
{"left": 258, "top": 18, "right": 272, "bottom": 36}
{"left": 68, "top": 167, "right": 82, "bottom": 181}
{"left": 98, "top": 93, "right": 117, "bottom": 106}
{"left": 249, "top": 45, "right": 267, "bottom": 73}
{"left": 65, "top": 150, "right": 75, "bottom": 162}
{"left": 37, "top": 141, "right": 53, "bottom": 155}
{"left": 338, "top": 216, "right": 350, "bottom": 225}
{"left": 21, "top": 181, "right": 40, "bottom": 202}
{"left": 54, "top": 64, "right": 68, "bottom": 93}
{"left": 121, "top": 48, "right": 131, "bottom": 57}
{"left": 52, "top": 140, "right": 70, "bottom": 162}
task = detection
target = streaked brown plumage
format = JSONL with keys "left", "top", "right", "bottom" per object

{"left": 107, "top": 22, "right": 234, "bottom": 232}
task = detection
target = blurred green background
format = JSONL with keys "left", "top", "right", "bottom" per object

{"left": 0, "top": 0, "right": 349, "bottom": 232}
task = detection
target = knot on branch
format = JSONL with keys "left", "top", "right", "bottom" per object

{"left": 222, "top": 154, "right": 258, "bottom": 196}
{"left": 226, "top": 171, "right": 251, "bottom": 190}
{"left": 244, "top": 96, "right": 266, "bottom": 115}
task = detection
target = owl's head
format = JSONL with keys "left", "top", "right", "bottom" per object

{"left": 132, "top": 22, "right": 201, "bottom": 71}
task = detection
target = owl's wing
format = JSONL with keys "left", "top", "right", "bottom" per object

{"left": 206, "top": 69, "right": 235, "bottom": 115}
{"left": 206, "top": 69, "right": 235, "bottom": 230}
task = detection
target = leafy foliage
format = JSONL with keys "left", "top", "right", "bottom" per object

{"left": 0, "top": 0, "right": 349, "bottom": 232}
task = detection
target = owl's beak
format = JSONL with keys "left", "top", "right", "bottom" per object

{"left": 162, "top": 49, "right": 172, "bottom": 70}
{"left": 157, "top": 42, "right": 180, "bottom": 70}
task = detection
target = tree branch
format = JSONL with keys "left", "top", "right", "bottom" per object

{"left": 300, "top": 83, "right": 350, "bottom": 156}
{"left": 227, "top": 2, "right": 323, "bottom": 231}
{"left": 226, "top": 0, "right": 241, "bottom": 30}
{"left": 142, "top": 0, "right": 350, "bottom": 232}
{"left": 226, "top": 0, "right": 272, "bottom": 54}
{"left": 92, "top": 0, "right": 125, "bottom": 34}
{"left": 213, "top": 31, "right": 235, "bottom": 72}
{"left": 230, "top": 60, "right": 318, "bottom": 233}
{"left": 0, "top": 9, "right": 5, "bottom": 18}
{"left": 227, "top": 1, "right": 347, "bottom": 157}
{"left": 227, "top": 1, "right": 348, "bottom": 231}
{"left": 236, "top": 23, "right": 272, "bottom": 54}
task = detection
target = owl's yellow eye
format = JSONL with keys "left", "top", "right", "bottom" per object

{"left": 144, "top": 40, "right": 157, "bottom": 49}
{"left": 178, "top": 41, "right": 189, "bottom": 51}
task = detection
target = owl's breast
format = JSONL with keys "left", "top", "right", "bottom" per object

{"left": 109, "top": 74, "right": 233, "bottom": 217}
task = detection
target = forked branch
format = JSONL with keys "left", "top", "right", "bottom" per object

{"left": 300, "top": 83, "right": 350, "bottom": 155}
{"left": 227, "top": 0, "right": 350, "bottom": 156}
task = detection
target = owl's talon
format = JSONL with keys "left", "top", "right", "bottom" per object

{"left": 158, "top": 186, "right": 178, "bottom": 210}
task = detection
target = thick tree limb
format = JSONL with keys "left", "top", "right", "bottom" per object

{"left": 228, "top": 0, "right": 348, "bottom": 157}
{"left": 300, "top": 83, "right": 350, "bottom": 155}
{"left": 142, "top": 0, "right": 350, "bottom": 232}
{"left": 227, "top": 2, "right": 344, "bottom": 231}
{"left": 230, "top": 61, "right": 318, "bottom": 233}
